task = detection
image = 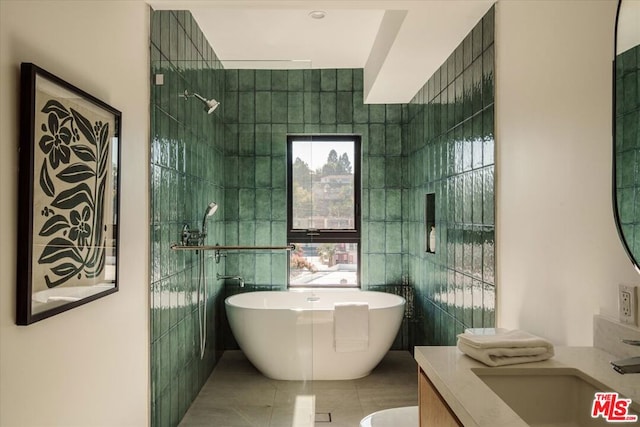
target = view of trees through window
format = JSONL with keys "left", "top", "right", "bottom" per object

{"left": 288, "top": 137, "right": 359, "bottom": 287}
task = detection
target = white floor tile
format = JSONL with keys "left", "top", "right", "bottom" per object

{"left": 179, "top": 350, "right": 417, "bottom": 427}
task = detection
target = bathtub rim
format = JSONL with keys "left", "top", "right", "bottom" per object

{"left": 224, "top": 290, "right": 406, "bottom": 311}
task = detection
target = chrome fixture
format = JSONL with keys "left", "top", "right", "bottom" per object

{"left": 217, "top": 273, "right": 245, "bottom": 288}
{"left": 181, "top": 202, "right": 218, "bottom": 247}
{"left": 184, "top": 202, "right": 218, "bottom": 360}
{"left": 202, "top": 202, "right": 218, "bottom": 238}
{"left": 182, "top": 89, "right": 220, "bottom": 114}
{"left": 610, "top": 339, "right": 640, "bottom": 374}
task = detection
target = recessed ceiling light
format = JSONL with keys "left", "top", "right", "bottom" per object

{"left": 309, "top": 10, "right": 327, "bottom": 20}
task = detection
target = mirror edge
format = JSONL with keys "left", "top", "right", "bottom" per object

{"left": 612, "top": 0, "right": 640, "bottom": 273}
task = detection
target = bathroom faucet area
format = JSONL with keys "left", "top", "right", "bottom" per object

{"left": 1, "top": 1, "right": 639, "bottom": 426}
{"left": 216, "top": 274, "right": 244, "bottom": 288}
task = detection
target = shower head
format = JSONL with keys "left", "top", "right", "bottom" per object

{"left": 201, "top": 202, "right": 218, "bottom": 236}
{"left": 204, "top": 202, "right": 218, "bottom": 218}
{"left": 183, "top": 90, "right": 220, "bottom": 114}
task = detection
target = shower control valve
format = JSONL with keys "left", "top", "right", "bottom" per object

{"left": 181, "top": 224, "right": 205, "bottom": 246}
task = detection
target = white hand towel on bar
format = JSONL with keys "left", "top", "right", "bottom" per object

{"left": 334, "top": 303, "right": 369, "bottom": 352}
{"left": 457, "top": 329, "right": 554, "bottom": 367}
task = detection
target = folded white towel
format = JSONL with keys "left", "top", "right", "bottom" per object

{"left": 334, "top": 303, "right": 369, "bottom": 352}
{"left": 457, "top": 329, "right": 554, "bottom": 367}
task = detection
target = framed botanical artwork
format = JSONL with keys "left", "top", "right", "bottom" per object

{"left": 17, "top": 63, "right": 121, "bottom": 325}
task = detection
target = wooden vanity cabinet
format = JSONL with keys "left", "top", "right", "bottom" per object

{"left": 419, "top": 367, "right": 463, "bottom": 427}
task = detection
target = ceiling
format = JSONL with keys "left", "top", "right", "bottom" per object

{"left": 148, "top": 1, "right": 495, "bottom": 103}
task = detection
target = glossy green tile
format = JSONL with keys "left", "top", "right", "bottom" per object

{"left": 255, "top": 253, "right": 271, "bottom": 284}
{"left": 353, "top": 92, "right": 368, "bottom": 123}
{"left": 238, "top": 157, "right": 255, "bottom": 187}
{"left": 369, "top": 104, "right": 385, "bottom": 123}
{"left": 271, "top": 189, "right": 286, "bottom": 221}
{"left": 271, "top": 92, "right": 287, "bottom": 123}
{"left": 271, "top": 221, "right": 286, "bottom": 246}
{"left": 271, "top": 252, "right": 287, "bottom": 284}
{"left": 386, "top": 189, "right": 402, "bottom": 221}
{"left": 255, "top": 124, "right": 271, "bottom": 155}
{"left": 369, "top": 189, "right": 386, "bottom": 221}
{"left": 386, "top": 124, "right": 402, "bottom": 156}
{"left": 225, "top": 69, "right": 238, "bottom": 91}
{"left": 304, "top": 92, "right": 320, "bottom": 124}
{"left": 255, "top": 70, "right": 271, "bottom": 90}
{"left": 239, "top": 221, "right": 256, "bottom": 245}
{"left": 368, "top": 157, "right": 385, "bottom": 188}
{"left": 271, "top": 70, "right": 287, "bottom": 91}
{"left": 368, "top": 254, "right": 385, "bottom": 285}
{"left": 369, "top": 222, "right": 385, "bottom": 253}
{"left": 385, "top": 254, "right": 402, "bottom": 283}
{"left": 623, "top": 110, "right": 638, "bottom": 150}
{"left": 472, "top": 21, "right": 483, "bottom": 60}
{"left": 319, "top": 124, "right": 337, "bottom": 133}
{"left": 238, "top": 124, "right": 254, "bottom": 156}
{"left": 271, "top": 124, "right": 287, "bottom": 156}
{"left": 271, "top": 156, "right": 286, "bottom": 187}
{"left": 483, "top": 45, "right": 495, "bottom": 107}
{"left": 287, "top": 91, "right": 303, "bottom": 124}
{"left": 238, "top": 70, "right": 254, "bottom": 91}
{"left": 255, "top": 92, "right": 272, "bottom": 123}
{"left": 337, "top": 91, "right": 353, "bottom": 123}
{"left": 255, "top": 156, "right": 271, "bottom": 188}
{"left": 287, "top": 70, "right": 303, "bottom": 91}
{"left": 386, "top": 223, "right": 402, "bottom": 253}
{"left": 619, "top": 188, "right": 636, "bottom": 222}
{"left": 337, "top": 124, "right": 353, "bottom": 133}
{"left": 320, "top": 69, "right": 336, "bottom": 91}
{"left": 304, "top": 69, "right": 321, "bottom": 91}
{"left": 385, "top": 157, "right": 402, "bottom": 188}
{"left": 369, "top": 124, "right": 385, "bottom": 155}
{"left": 337, "top": 69, "right": 353, "bottom": 91}
{"left": 224, "top": 90, "right": 238, "bottom": 124}
{"left": 238, "top": 92, "right": 255, "bottom": 123}
{"left": 320, "top": 92, "right": 336, "bottom": 124}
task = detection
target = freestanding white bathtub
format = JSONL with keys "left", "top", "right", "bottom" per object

{"left": 224, "top": 290, "right": 405, "bottom": 380}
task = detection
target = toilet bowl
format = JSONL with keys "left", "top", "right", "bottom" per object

{"left": 359, "top": 406, "right": 419, "bottom": 427}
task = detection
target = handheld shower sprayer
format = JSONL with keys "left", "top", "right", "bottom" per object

{"left": 195, "top": 201, "right": 217, "bottom": 361}
{"left": 182, "top": 90, "right": 220, "bottom": 114}
{"left": 201, "top": 202, "right": 218, "bottom": 238}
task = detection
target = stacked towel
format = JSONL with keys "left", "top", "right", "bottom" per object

{"left": 457, "top": 329, "right": 554, "bottom": 367}
{"left": 334, "top": 303, "right": 369, "bottom": 352}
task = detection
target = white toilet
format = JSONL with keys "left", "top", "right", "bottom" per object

{"left": 359, "top": 406, "right": 419, "bottom": 427}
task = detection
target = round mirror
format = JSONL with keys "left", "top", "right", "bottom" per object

{"left": 614, "top": 0, "right": 640, "bottom": 271}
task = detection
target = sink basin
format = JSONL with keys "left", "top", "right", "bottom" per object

{"left": 472, "top": 367, "right": 639, "bottom": 426}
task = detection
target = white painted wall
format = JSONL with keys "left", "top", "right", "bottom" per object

{"left": 0, "top": 1, "right": 150, "bottom": 425}
{"left": 495, "top": 0, "right": 640, "bottom": 346}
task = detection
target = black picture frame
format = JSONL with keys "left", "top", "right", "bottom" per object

{"left": 17, "top": 63, "right": 121, "bottom": 325}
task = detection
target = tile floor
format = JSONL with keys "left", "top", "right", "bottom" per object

{"left": 179, "top": 350, "right": 418, "bottom": 427}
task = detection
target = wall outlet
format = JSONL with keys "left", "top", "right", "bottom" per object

{"left": 619, "top": 284, "right": 638, "bottom": 326}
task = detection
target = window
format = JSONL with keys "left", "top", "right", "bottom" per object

{"left": 287, "top": 135, "right": 361, "bottom": 287}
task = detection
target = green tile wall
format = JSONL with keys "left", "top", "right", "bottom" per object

{"left": 150, "top": 11, "right": 226, "bottom": 427}
{"left": 223, "top": 68, "right": 407, "bottom": 294}
{"left": 406, "top": 6, "right": 496, "bottom": 346}
{"left": 150, "top": 9, "right": 497, "bottom": 420}
{"left": 615, "top": 44, "right": 640, "bottom": 263}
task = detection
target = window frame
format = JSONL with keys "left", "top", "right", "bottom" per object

{"left": 286, "top": 134, "right": 361, "bottom": 287}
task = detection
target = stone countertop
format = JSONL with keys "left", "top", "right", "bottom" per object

{"left": 414, "top": 346, "right": 640, "bottom": 427}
